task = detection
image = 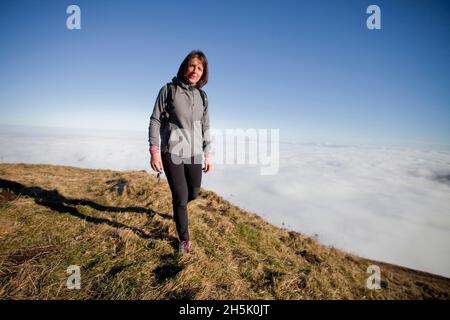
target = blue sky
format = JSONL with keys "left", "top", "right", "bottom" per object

{"left": 1, "top": 0, "right": 449, "bottom": 148}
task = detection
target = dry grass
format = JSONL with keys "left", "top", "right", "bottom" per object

{"left": 0, "top": 163, "right": 449, "bottom": 300}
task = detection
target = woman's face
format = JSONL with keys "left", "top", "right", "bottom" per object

{"left": 185, "top": 57, "right": 204, "bottom": 85}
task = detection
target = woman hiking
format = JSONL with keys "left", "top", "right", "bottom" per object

{"left": 148, "top": 50, "right": 212, "bottom": 254}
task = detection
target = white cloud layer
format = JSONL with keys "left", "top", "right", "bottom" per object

{"left": 1, "top": 125, "right": 449, "bottom": 277}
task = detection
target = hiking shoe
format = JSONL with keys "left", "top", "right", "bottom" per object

{"left": 178, "top": 240, "right": 191, "bottom": 254}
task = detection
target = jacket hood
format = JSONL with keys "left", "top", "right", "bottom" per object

{"left": 172, "top": 76, "right": 198, "bottom": 91}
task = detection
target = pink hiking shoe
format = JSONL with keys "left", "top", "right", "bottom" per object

{"left": 178, "top": 240, "right": 191, "bottom": 254}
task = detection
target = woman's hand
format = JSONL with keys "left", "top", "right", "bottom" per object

{"left": 203, "top": 157, "right": 212, "bottom": 173}
{"left": 150, "top": 154, "right": 164, "bottom": 173}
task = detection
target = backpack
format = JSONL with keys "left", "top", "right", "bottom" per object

{"left": 160, "top": 82, "right": 208, "bottom": 128}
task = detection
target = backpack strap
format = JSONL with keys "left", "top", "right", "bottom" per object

{"left": 198, "top": 88, "right": 208, "bottom": 110}
{"left": 167, "top": 82, "right": 177, "bottom": 105}
{"left": 161, "top": 83, "right": 176, "bottom": 128}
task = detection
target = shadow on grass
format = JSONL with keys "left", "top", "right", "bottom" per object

{"left": 0, "top": 178, "right": 175, "bottom": 242}
{"left": 153, "top": 253, "right": 184, "bottom": 284}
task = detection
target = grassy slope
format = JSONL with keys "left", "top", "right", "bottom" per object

{"left": 0, "top": 163, "right": 449, "bottom": 300}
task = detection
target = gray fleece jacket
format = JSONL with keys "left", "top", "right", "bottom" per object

{"left": 148, "top": 76, "right": 211, "bottom": 159}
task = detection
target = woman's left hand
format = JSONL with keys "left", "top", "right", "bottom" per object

{"left": 203, "top": 157, "right": 212, "bottom": 173}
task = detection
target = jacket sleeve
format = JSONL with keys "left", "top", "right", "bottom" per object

{"left": 148, "top": 85, "right": 168, "bottom": 149}
{"left": 201, "top": 94, "right": 212, "bottom": 158}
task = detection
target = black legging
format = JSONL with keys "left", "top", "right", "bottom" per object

{"left": 161, "top": 152, "right": 203, "bottom": 241}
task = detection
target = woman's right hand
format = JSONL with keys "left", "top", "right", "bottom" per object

{"left": 150, "top": 154, "right": 164, "bottom": 173}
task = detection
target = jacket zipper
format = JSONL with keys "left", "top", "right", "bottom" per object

{"left": 191, "top": 91, "right": 194, "bottom": 158}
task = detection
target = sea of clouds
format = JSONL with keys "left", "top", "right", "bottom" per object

{"left": 1, "top": 125, "right": 449, "bottom": 278}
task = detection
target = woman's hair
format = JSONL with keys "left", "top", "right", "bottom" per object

{"left": 176, "top": 50, "right": 209, "bottom": 88}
